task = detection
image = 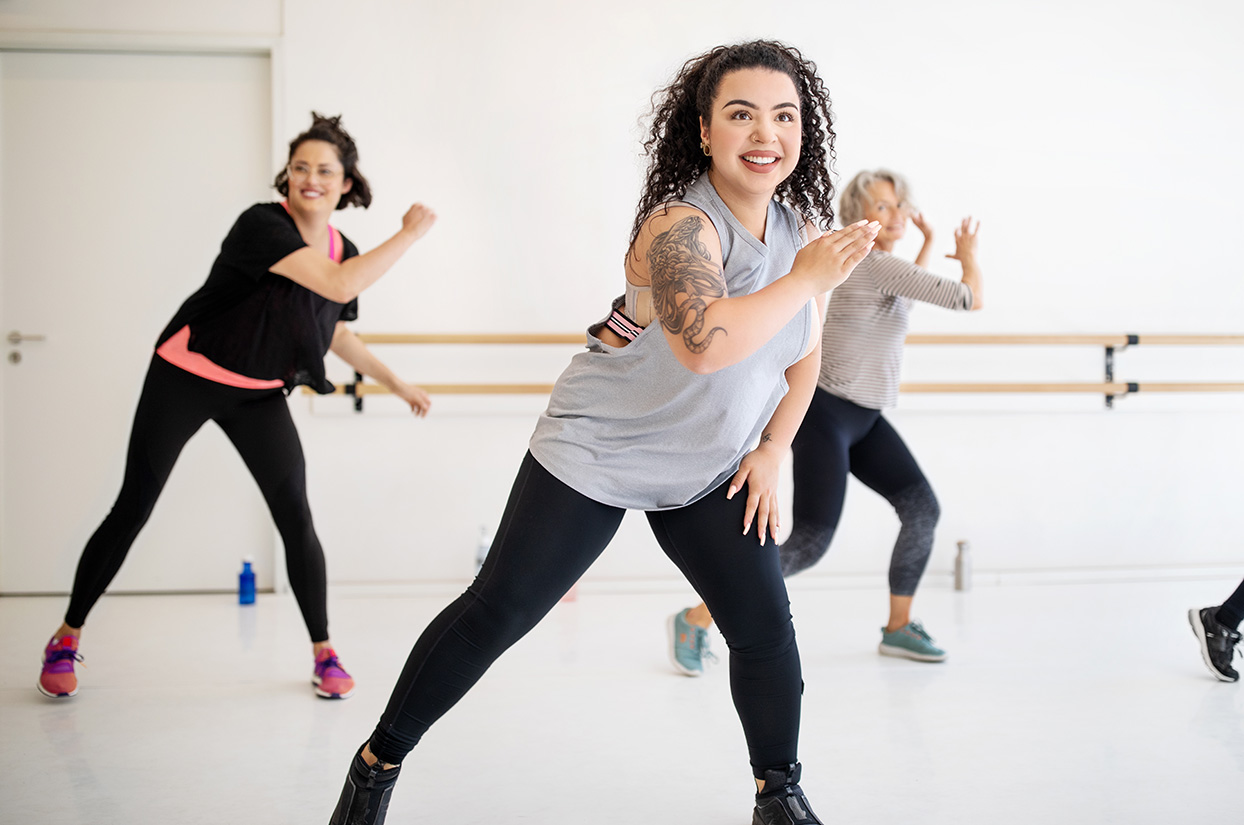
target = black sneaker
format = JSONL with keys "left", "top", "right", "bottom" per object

{"left": 329, "top": 744, "right": 402, "bottom": 825}
{"left": 752, "top": 762, "right": 824, "bottom": 825}
{"left": 1187, "top": 607, "right": 1241, "bottom": 682}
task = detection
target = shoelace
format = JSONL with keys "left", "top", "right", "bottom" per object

{"left": 694, "top": 627, "right": 719, "bottom": 665}
{"left": 907, "top": 622, "right": 934, "bottom": 643}
{"left": 45, "top": 648, "right": 84, "bottom": 667}
{"left": 317, "top": 655, "right": 345, "bottom": 675}
{"left": 1209, "top": 626, "right": 1242, "bottom": 654}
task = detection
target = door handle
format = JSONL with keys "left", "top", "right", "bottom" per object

{"left": 7, "top": 331, "right": 46, "bottom": 345}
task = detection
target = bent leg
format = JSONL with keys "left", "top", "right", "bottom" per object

{"left": 649, "top": 483, "right": 801, "bottom": 777}
{"left": 64, "top": 359, "right": 212, "bottom": 627}
{"left": 781, "top": 389, "right": 870, "bottom": 577}
{"left": 849, "top": 415, "right": 939, "bottom": 598}
{"left": 368, "top": 453, "right": 624, "bottom": 764}
{"left": 217, "top": 391, "right": 328, "bottom": 642}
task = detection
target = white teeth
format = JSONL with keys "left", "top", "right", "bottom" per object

{"left": 743, "top": 155, "right": 777, "bottom": 165}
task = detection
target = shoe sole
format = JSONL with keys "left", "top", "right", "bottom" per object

{"left": 666, "top": 613, "right": 703, "bottom": 677}
{"left": 313, "top": 676, "right": 356, "bottom": 699}
{"left": 878, "top": 642, "right": 947, "bottom": 663}
{"left": 1187, "top": 608, "right": 1239, "bottom": 683}
{"left": 36, "top": 681, "right": 77, "bottom": 698}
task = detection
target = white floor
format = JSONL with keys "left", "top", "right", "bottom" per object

{"left": 1, "top": 578, "right": 1241, "bottom": 824}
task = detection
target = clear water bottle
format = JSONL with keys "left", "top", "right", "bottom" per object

{"left": 474, "top": 526, "right": 492, "bottom": 575}
{"left": 239, "top": 557, "right": 256, "bottom": 605}
{"left": 954, "top": 541, "right": 972, "bottom": 591}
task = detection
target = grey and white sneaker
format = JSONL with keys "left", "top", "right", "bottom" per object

{"left": 1188, "top": 607, "right": 1240, "bottom": 682}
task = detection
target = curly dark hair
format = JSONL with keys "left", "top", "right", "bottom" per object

{"left": 629, "top": 40, "right": 837, "bottom": 251}
{"left": 273, "top": 112, "right": 372, "bottom": 210}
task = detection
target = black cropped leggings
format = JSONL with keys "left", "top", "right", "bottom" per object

{"left": 781, "top": 388, "right": 940, "bottom": 595}
{"left": 369, "top": 452, "right": 801, "bottom": 778}
{"left": 64, "top": 356, "right": 330, "bottom": 642}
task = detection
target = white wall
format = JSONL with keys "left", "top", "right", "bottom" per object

{"left": 7, "top": 0, "right": 1244, "bottom": 590}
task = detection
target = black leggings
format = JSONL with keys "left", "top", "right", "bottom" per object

{"left": 368, "top": 452, "right": 801, "bottom": 778}
{"left": 64, "top": 356, "right": 330, "bottom": 642}
{"left": 1216, "top": 577, "right": 1244, "bottom": 630}
{"left": 781, "top": 388, "right": 939, "bottom": 596}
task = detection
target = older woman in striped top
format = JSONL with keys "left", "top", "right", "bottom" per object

{"left": 670, "top": 168, "right": 982, "bottom": 673}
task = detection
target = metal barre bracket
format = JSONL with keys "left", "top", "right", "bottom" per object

{"left": 1103, "top": 334, "right": 1141, "bottom": 409}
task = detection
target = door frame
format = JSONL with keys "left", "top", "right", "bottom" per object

{"left": 0, "top": 29, "right": 292, "bottom": 594}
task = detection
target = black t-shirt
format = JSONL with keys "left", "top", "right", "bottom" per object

{"left": 157, "top": 202, "right": 359, "bottom": 394}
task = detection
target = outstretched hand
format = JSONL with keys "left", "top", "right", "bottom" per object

{"left": 911, "top": 211, "right": 934, "bottom": 242}
{"left": 945, "top": 216, "right": 980, "bottom": 263}
{"left": 791, "top": 220, "right": 880, "bottom": 293}
{"left": 394, "top": 381, "right": 432, "bottom": 417}
{"left": 401, "top": 204, "right": 438, "bottom": 241}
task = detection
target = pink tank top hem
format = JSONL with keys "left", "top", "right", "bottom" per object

{"left": 156, "top": 326, "right": 285, "bottom": 389}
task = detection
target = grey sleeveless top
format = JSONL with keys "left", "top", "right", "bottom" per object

{"left": 528, "top": 175, "right": 815, "bottom": 510}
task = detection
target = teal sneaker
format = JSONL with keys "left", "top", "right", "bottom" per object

{"left": 879, "top": 621, "right": 947, "bottom": 662}
{"left": 668, "top": 608, "right": 716, "bottom": 676}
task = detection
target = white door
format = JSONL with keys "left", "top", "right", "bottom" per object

{"left": 0, "top": 50, "right": 277, "bottom": 594}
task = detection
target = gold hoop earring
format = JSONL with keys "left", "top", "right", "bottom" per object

{"left": 701, "top": 141, "right": 711, "bottom": 157}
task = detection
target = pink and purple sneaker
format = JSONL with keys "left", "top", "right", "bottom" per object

{"left": 38, "top": 635, "right": 83, "bottom": 698}
{"left": 313, "top": 647, "right": 355, "bottom": 699}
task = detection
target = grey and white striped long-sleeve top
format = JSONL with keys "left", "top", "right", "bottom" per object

{"left": 818, "top": 249, "right": 973, "bottom": 410}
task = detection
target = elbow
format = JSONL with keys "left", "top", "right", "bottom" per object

{"left": 325, "top": 280, "right": 360, "bottom": 305}
{"left": 674, "top": 350, "right": 729, "bottom": 375}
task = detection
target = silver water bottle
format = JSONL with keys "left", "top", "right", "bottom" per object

{"left": 954, "top": 540, "right": 972, "bottom": 591}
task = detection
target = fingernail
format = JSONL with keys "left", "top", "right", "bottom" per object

{"left": 727, "top": 485, "right": 737, "bottom": 499}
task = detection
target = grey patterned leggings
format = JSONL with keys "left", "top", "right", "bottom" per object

{"left": 781, "top": 388, "right": 939, "bottom": 595}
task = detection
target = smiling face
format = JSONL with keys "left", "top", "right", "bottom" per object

{"left": 862, "top": 180, "right": 908, "bottom": 250}
{"left": 699, "top": 67, "right": 802, "bottom": 203}
{"left": 285, "top": 139, "right": 352, "bottom": 217}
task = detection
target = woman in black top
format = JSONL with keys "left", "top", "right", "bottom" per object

{"left": 36, "top": 113, "right": 437, "bottom": 701}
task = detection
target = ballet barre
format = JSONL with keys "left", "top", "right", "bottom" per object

{"left": 308, "top": 333, "right": 1244, "bottom": 410}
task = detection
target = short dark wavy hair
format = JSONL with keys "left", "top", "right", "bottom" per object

{"left": 629, "top": 40, "right": 837, "bottom": 250}
{"left": 273, "top": 112, "right": 372, "bottom": 210}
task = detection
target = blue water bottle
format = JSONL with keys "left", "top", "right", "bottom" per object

{"left": 239, "top": 557, "right": 256, "bottom": 605}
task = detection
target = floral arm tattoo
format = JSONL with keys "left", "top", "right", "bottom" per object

{"left": 648, "top": 216, "right": 727, "bottom": 353}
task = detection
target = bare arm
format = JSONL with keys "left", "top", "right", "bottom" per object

{"left": 946, "top": 216, "right": 983, "bottom": 310}
{"left": 635, "top": 208, "right": 876, "bottom": 374}
{"left": 728, "top": 290, "right": 828, "bottom": 543}
{"left": 329, "top": 323, "right": 431, "bottom": 416}
{"left": 270, "top": 204, "right": 437, "bottom": 303}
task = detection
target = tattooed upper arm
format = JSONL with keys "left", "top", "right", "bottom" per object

{"left": 645, "top": 214, "right": 728, "bottom": 354}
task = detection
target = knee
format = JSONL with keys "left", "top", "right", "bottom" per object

{"left": 461, "top": 589, "right": 548, "bottom": 651}
{"left": 266, "top": 479, "right": 316, "bottom": 536}
{"left": 778, "top": 521, "right": 836, "bottom": 577}
{"left": 894, "top": 483, "right": 939, "bottom": 530}
{"left": 721, "top": 610, "right": 796, "bottom": 660}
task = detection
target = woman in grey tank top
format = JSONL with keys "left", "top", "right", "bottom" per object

{"left": 329, "top": 41, "right": 878, "bottom": 825}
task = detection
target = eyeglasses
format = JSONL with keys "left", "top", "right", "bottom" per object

{"left": 287, "top": 163, "right": 343, "bottom": 182}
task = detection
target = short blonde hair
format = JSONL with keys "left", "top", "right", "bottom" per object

{"left": 839, "top": 169, "right": 913, "bottom": 226}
